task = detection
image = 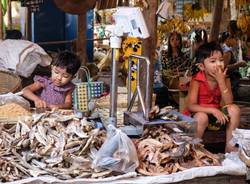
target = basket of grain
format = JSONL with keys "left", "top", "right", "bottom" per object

{"left": 0, "top": 103, "right": 32, "bottom": 122}
{"left": 0, "top": 70, "right": 22, "bottom": 95}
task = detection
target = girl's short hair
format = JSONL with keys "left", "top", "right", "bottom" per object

{"left": 52, "top": 51, "right": 81, "bottom": 75}
{"left": 192, "top": 42, "right": 223, "bottom": 75}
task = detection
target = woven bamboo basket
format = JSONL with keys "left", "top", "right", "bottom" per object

{"left": 0, "top": 70, "right": 22, "bottom": 95}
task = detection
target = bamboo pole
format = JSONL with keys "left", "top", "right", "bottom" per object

{"left": 7, "top": 0, "right": 12, "bottom": 29}
{"left": 0, "top": 0, "right": 3, "bottom": 39}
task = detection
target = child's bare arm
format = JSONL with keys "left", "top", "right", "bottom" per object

{"left": 219, "top": 78, "right": 233, "bottom": 105}
{"left": 223, "top": 52, "right": 231, "bottom": 67}
{"left": 22, "top": 82, "right": 46, "bottom": 108}
{"left": 213, "top": 67, "right": 233, "bottom": 105}
{"left": 224, "top": 52, "right": 247, "bottom": 72}
{"left": 48, "top": 89, "right": 73, "bottom": 110}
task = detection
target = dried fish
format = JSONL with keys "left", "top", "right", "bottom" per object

{"left": 15, "top": 123, "right": 21, "bottom": 139}
{"left": 37, "top": 125, "right": 48, "bottom": 142}
{"left": 65, "top": 140, "right": 86, "bottom": 149}
{"left": 0, "top": 109, "right": 108, "bottom": 182}
{"left": 34, "top": 132, "right": 48, "bottom": 146}
{"left": 31, "top": 159, "right": 46, "bottom": 168}
{"left": 79, "top": 129, "right": 99, "bottom": 155}
{"left": 91, "top": 170, "right": 112, "bottom": 178}
{"left": 11, "top": 149, "right": 47, "bottom": 177}
{"left": 136, "top": 125, "right": 221, "bottom": 176}
{"left": 66, "top": 121, "right": 89, "bottom": 138}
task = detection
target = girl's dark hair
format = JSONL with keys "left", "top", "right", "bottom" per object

{"left": 52, "top": 51, "right": 81, "bottom": 75}
{"left": 193, "top": 28, "right": 208, "bottom": 43}
{"left": 167, "top": 31, "right": 183, "bottom": 58}
{"left": 219, "top": 31, "right": 230, "bottom": 43}
{"left": 5, "top": 29, "right": 22, "bottom": 39}
{"left": 228, "top": 20, "right": 240, "bottom": 35}
{"left": 192, "top": 41, "right": 223, "bottom": 75}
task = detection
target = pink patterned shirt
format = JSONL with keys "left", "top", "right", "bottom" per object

{"left": 34, "top": 75, "right": 75, "bottom": 105}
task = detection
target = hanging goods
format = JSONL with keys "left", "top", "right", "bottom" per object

{"left": 73, "top": 66, "right": 104, "bottom": 111}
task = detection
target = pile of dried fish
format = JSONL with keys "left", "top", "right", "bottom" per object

{"left": 0, "top": 110, "right": 109, "bottom": 182}
{"left": 148, "top": 107, "right": 195, "bottom": 134}
{"left": 135, "top": 126, "right": 221, "bottom": 176}
{"left": 148, "top": 106, "right": 184, "bottom": 121}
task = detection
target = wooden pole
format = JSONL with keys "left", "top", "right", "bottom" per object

{"left": 7, "top": 0, "right": 12, "bottom": 29}
{"left": 24, "top": 8, "right": 32, "bottom": 40}
{"left": 0, "top": 0, "right": 3, "bottom": 39}
{"left": 209, "top": 0, "right": 224, "bottom": 42}
{"left": 77, "top": 14, "right": 87, "bottom": 65}
{"left": 141, "top": 0, "right": 158, "bottom": 110}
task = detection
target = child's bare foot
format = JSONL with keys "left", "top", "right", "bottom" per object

{"left": 225, "top": 144, "right": 239, "bottom": 153}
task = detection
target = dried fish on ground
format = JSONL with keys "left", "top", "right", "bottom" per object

{"left": 136, "top": 125, "right": 221, "bottom": 176}
{"left": 0, "top": 109, "right": 108, "bottom": 182}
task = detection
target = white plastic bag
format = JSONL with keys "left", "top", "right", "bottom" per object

{"left": 0, "top": 92, "right": 30, "bottom": 109}
{"left": 92, "top": 124, "right": 139, "bottom": 173}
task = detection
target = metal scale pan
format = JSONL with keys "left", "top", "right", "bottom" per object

{"left": 121, "top": 54, "right": 196, "bottom": 136}
{"left": 123, "top": 110, "right": 196, "bottom": 136}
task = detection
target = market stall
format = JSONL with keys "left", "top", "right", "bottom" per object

{"left": 0, "top": 102, "right": 247, "bottom": 183}
{"left": 0, "top": 0, "right": 250, "bottom": 183}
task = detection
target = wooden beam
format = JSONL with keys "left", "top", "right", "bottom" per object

{"left": 209, "top": 0, "right": 224, "bottom": 42}
{"left": 0, "top": 0, "right": 3, "bottom": 39}
{"left": 7, "top": 0, "right": 12, "bottom": 29}
{"left": 77, "top": 14, "right": 87, "bottom": 65}
{"left": 141, "top": 0, "right": 158, "bottom": 110}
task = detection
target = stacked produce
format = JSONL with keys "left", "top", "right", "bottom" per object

{"left": 0, "top": 110, "right": 108, "bottom": 182}
{"left": 235, "top": 0, "right": 247, "bottom": 9}
{"left": 158, "top": 18, "right": 190, "bottom": 34}
{"left": 135, "top": 125, "right": 221, "bottom": 176}
{"left": 183, "top": 3, "right": 208, "bottom": 22}
{"left": 237, "top": 13, "right": 250, "bottom": 33}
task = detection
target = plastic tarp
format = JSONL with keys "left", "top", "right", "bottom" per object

{"left": 4, "top": 152, "right": 246, "bottom": 184}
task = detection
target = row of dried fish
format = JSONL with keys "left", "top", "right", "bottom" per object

{"left": 135, "top": 126, "right": 221, "bottom": 176}
{"left": 0, "top": 110, "right": 109, "bottom": 182}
